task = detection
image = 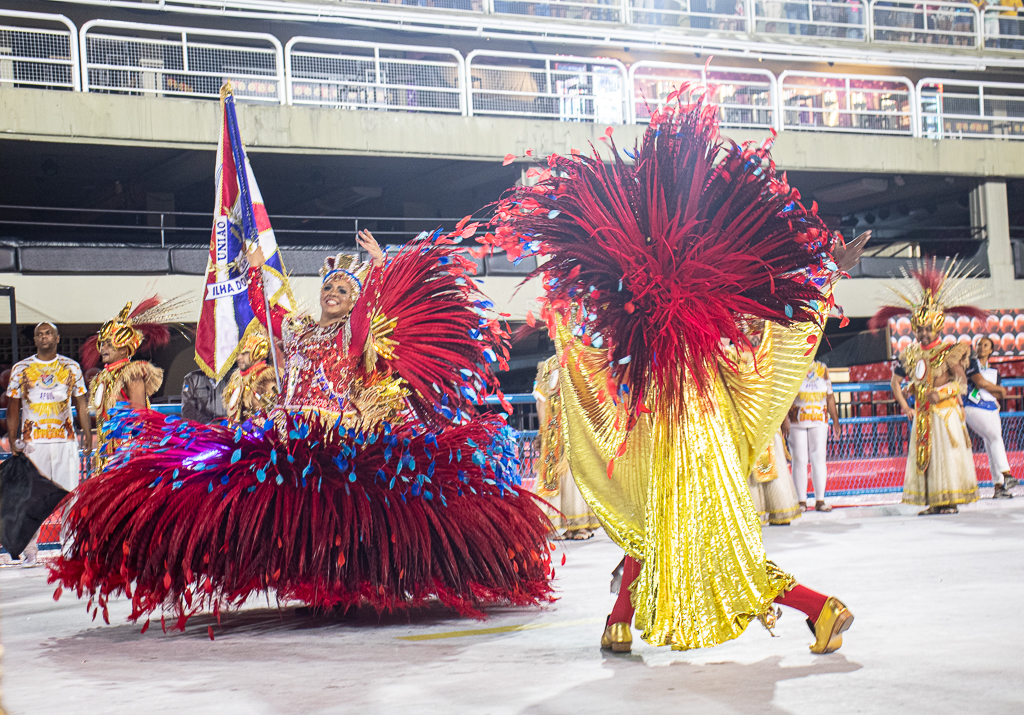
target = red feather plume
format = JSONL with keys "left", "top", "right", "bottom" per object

{"left": 351, "top": 239, "right": 513, "bottom": 425}
{"left": 488, "top": 91, "right": 837, "bottom": 409}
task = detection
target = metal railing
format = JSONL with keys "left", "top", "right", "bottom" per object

{"left": 629, "top": 0, "right": 750, "bottom": 33}
{"left": 5, "top": 15, "right": 1024, "bottom": 139}
{"left": 918, "top": 78, "right": 1024, "bottom": 140}
{"left": 495, "top": 0, "right": 625, "bottom": 22}
{"left": 629, "top": 61, "right": 775, "bottom": 129}
{"left": 754, "top": 0, "right": 867, "bottom": 40}
{"left": 285, "top": 37, "right": 466, "bottom": 115}
{"left": 871, "top": 0, "right": 981, "bottom": 49}
{"left": 80, "top": 20, "right": 284, "bottom": 104}
{"left": 0, "top": 205, "right": 489, "bottom": 247}
{"left": 780, "top": 71, "right": 915, "bottom": 135}
{"left": 467, "top": 50, "right": 628, "bottom": 123}
{"left": 0, "top": 10, "right": 79, "bottom": 92}
{"left": 984, "top": 7, "right": 1024, "bottom": 50}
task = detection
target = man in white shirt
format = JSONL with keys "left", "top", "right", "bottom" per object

{"left": 5, "top": 322, "right": 92, "bottom": 565}
{"left": 787, "top": 360, "right": 842, "bottom": 512}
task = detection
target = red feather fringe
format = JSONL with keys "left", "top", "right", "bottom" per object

{"left": 487, "top": 92, "right": 837, "bottom": 409}
{"left": 48, "top": 410, "right": 553, "bottom": 628}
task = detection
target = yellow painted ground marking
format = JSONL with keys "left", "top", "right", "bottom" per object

{"left": 397, "top": 617, "right": 604, "bottom": 641}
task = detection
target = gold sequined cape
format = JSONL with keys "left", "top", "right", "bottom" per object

{"left": 224, "top": 362, "right": 278, "bottom": 424}
{"left": 555, "top": 308, "right": 826, "bottom": 650}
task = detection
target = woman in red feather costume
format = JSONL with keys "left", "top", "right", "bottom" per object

{"left": 487, "top": 91, "right": 869, "bottom": 654}
{"left": 49, "top": 230, "right": 553, "bottom": 631}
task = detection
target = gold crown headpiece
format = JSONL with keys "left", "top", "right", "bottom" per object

{"left": 319, "top": 253, "right": 371, "bottom": 301}
{"left": 98, "top": 302, "right": 144, "bottom": 355}
{"left": 870, "top": 258, "right": 986, "bottom": 335}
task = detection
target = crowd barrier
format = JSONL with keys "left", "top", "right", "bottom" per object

{"left": 14, "top": 380, "right": 1024, "bottom": 550}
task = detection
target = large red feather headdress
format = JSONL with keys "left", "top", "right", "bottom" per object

{"left": 868, "top": 258, "right": 986, "bottom": 333}
{"left": 487, "top": 90, "right": 839, "bottom": 410}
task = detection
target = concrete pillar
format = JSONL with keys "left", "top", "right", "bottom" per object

{"left": 972, "top": 180, "right": 1020, "bottom": 308}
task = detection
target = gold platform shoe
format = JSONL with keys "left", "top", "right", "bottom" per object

{"left": 808, "top": 596, "right": 854, "bottom": 654}
{"left": 600, "top": 619, "right": 633, "bottom": 653}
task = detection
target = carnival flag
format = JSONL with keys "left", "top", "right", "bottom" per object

{"left": 195, "top": 82, "right": 294, "bottom": 381}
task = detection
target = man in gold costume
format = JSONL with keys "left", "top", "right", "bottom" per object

{"left": 489, "top": 95, "right": 868, "bottom": 655}
{"left": 82, "top": 298, "right": 181, "bottom": 470}
{"left": 223, "top": 328, "right": 278, "bottom": 424}
{"left": 875, "top": 261, "right": 982, "bottom": 515}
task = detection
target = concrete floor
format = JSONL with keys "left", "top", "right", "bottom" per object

{"left": 2, "top": 497, "right": 1024, "bottom": 715}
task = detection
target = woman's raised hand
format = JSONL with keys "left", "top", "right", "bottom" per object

{"left": 357, "top": 229, "right": 385, "bottom": 267}
{"left": 247, "top": 246, "right": 266, "bottom": 270}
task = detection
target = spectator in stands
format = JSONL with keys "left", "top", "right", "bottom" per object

{"left": 787, "top": 359, "right": 842, "bottom": 512}
{"left": 181, "top": 366, "right": 232, "bottom": 424}
{"left": 785, "top": 0, "right": 811, "bottom": 33}
{"left": 964, "top": 336, "right": 1016, "bottom": 498}
{"left": 5, "top": 322, "right": 91, "bottom": 566}
{"left": 999, "top": 0, "right": 1023, "bottom": 48}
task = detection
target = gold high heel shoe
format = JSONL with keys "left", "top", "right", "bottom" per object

{"left": 600, "top": 619, "right": 633, "bottom": 653}
{"left": 808, "top": 596, "right": 854, "bottom": 654}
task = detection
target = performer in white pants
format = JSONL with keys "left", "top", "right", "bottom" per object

{"left": 5, "top": 322, "right": 92, "bottom": 565}
{"left": 964, "top": 336, "right": 1014, "bottom": 499}
{"left": 788, "top": 360, "right": 842, "bottom": 512}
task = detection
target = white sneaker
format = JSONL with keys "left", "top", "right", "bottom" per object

{"left": 21, "top": 546, "right": 38, "bottom": 568}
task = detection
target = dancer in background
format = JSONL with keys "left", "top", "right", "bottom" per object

{"left": 489, "top": 93, "right": 868, "bottom": 655}
{"left": 788, "top": 359, "right": 842, "bottom": 512}
{"left": 80, "top": 299, "right": 181, "bottom": 471}
{"left": 534, "top": 356, "right": 600, "bottom": 540}
{"left": 223, "top": 327, "right": 278, "bottom": 425}
{"left": 964, "top": 335, "right": 1015, "bottom": 498}
{"left": 875, "top": 261, "right": 982, "bottom": 515}
{"left": 5, "top": 322, "right": 90, "bottom": 565}
{"left": 750, "top": 422, "right": 803, "bottom": 526}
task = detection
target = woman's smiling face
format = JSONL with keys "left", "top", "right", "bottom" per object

{"left": 320, "top": 275, "right": 355, "bottom": 322}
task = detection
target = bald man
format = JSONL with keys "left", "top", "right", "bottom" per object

{"left": 5, "top": 322, "right": 91, "bottom": 565}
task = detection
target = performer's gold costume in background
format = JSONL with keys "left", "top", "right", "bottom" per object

{"left": 533, "top": 357, "right": 600, "bottom": 537}
{"left": 224, "top": 330, "right": 279, "bottom": 424}
{"left": 899, "top": 342, "right": 978, "bottom": 507}
{"left": 748, "top": 432, "right": 802, "bottom": 526}
{"left": 556, "top": 304, "right": 827, "bottom": 650}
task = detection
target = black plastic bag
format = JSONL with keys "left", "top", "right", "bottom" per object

{"left": 0, "top": 454, "right": 69, "bottom": 559}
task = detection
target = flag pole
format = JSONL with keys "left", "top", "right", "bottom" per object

{"left": 221, "top": 82, "right": 283, "bottom": 393}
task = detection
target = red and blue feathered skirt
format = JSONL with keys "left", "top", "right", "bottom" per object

{"left": 48, "top": 406, "right": 554, "bottom": 630}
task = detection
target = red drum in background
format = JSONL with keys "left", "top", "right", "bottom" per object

{"left": 943, "top": 316, "right": 956, "bottom": 334}
{"left": 1016, "top": 315, "right": 1024, "bottom": 333}
{"left": 1016, "top": 333, "right": 1024, "bottom": 352}
{"left": 987, "top": 315, "right": 1000, "bottom": 333}
{"left": 1002, "top": 333, "right": 1016, "bottom": 353}
{"left": 1001, "top": 315, "right": 1015, "bottom": 333}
